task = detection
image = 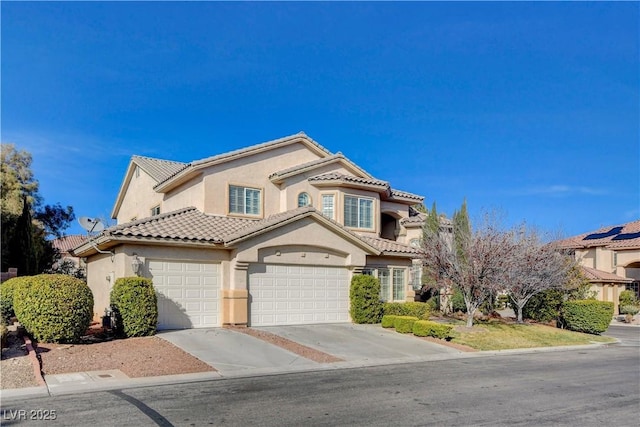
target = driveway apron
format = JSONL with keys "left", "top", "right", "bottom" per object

{"left": 256, "top": 323, "right": 461, "bottom": 363}
{"left": 158, "top": 328, "right": 317, "bottom": 375}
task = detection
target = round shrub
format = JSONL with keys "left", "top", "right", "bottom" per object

{"left": 110, "top": 277, "right": 158, "bottom": 337}
{"left": 13, "top": 274, "right": 93, "bottom": 343}
{"left": 394, "top": 316, "right": 419, "bottom": 333}
{"left": 381, "top": 315, "right": 398, "bottom": 328}
{"left": 383, "top": 302, "right": 430, "bottom": 320}
{"left": 560, "top": 300, "right": 613, "bottom": 335}
{"left": 350, "top": 275, "right": 383, "bottom": 324}
{"left": 1, "top": 277, "right": 30, "bottom": 324}
{"left": 619, "top": 290, "right": 638, "bottom": 307}
{"left": 412, "top": 320, "right": 454, "bottom": 340}
{"left": 620, "top": 305, "right": 640, "bottom": 316}
{"left": 521, "top": 289, "right": 565, "bottom": 323}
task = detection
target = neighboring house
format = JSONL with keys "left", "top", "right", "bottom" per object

{"left": 557, "top": 220, "right": 640, "bottom": 314}
{"left": 51, "top": 234, "right": 87, "bottom": 271}
{"left": 72, "top": 133, "right": 425, "bottom": 329}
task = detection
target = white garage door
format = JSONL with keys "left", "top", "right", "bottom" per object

{"left": 148, "top": 260, "right": 220, "bottom": 330}
{"left": 249, "top": 264, "right": 350, "bottom": 326}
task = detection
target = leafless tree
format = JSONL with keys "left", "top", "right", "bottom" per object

{"left": 422, "top": 213, "right": 512, "bottom": 328}
{"left": 503, "top": 227, "right": 577, "bottom": 323}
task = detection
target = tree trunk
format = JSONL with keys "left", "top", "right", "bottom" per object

{"left": 516, "top": 302, "right": 524, "bottom": 323}
{"left": 466, "top": 304, "right": 476, "bottom": 328}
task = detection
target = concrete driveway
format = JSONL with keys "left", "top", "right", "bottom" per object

{"left": 159, "top": 323, "right": 460, "bottom": 377}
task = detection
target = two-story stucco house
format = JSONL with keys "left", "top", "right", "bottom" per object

{"left": 72, "top": 133, "right": 426, "bottom": 329}
{"left": 557, "top": 220, "right": 640, "bottom": 314}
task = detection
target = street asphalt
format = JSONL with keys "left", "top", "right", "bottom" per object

{"left": 0, "top": 322, "right": 637, "bottom": 403}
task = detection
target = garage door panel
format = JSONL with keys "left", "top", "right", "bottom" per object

{"left": 149, "top": 260, "right": 219, "bottom": 330}
{"left": 249, "top": 264, "right": 349, "bottom": 326}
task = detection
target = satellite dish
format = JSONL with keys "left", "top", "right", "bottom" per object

{"left": 78, "top": 217, "right": 105, "bottom": 234}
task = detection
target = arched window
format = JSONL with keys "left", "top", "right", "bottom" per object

{"left": 298, "top": 192, "right": 311, "bottom": 207}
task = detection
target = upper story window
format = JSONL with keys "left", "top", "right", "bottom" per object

{"left": 321, "top": 194, "right": 335, "bottom": 219}
{"left": 344, "top": 195, "right": 373, "bottom": 229}
{"left": 151, "top": 206, "right": 160, "bottom": 216}
{"left": 229, "top": 185, "right": 261, "bottom": 216}
{"left": 298, "top": 192, "right": 311, "bottom": 207}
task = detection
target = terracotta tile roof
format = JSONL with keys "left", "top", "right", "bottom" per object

{"left": 557, "top": 220, "right": 640, "bottom": 249}
{"left": 52, "top": 235, "right": 88, "bottom": 253}
{"left": 308, "top": 172, "right": 389, "bottom": 188}
{"left": 132, "top": 156, "right": 187, "bottom": 183}
{"left": 86, "top": 206, "right": 425, "bottom": 258}
{"left": 400, "top": 214, "right": 452, "bottom": 228}
{"left": 389, "top": 189, "right": 424, "bottom": 202}
{"left": 269, "top": 155, "right": 342, "bottom": 180}
{"left": 105, "top": 207, "right": 256, "bottom": 243}
{"left": 400, "top": 214, "right": 426, "bottom": 226}
{"left": 580, "top": 266, "right": 633, "bottom": 283}
{"left": 358, "top": 235, "right": 422, "bottom": 255}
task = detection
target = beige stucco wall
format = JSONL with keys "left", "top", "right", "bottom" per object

{"left": 199, "top": 143, "right": 322, "bottom": 217}
{"left": 163, "top": 175, "right": 205, "bottom": 213}
{"left": 115, "top": 167, "right": 165, "bottom": 223}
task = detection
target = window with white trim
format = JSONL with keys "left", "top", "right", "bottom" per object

{"left": 363, "top": 267, "right": 406, "bottom": 302}
{"left": 321, "top": 194, "right": 335, "bottom": 219}
{"left": 298, "top": 192, "right": 311, "bottom": 207}
{"left": 229, "top": 185, "right": 261, "bottom": 215}
{"left": 344, "top": 195, "right": 373, "bottom": 229}
{"left": 151, "top": 205, "right": 160, "bottom": 216}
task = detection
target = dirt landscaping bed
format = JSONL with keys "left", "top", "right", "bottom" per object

{"left": 36, "top": 336, "right": 215, "bottom": 378}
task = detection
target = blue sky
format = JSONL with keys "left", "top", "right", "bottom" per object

{"left": 2, "top": 2, "right": 638, "bottom": 238}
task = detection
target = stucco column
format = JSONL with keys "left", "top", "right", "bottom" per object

{"left": 222, "top": 261, "right": 249, "bottom": 326}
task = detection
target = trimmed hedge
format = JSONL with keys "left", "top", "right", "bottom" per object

{"left": 383, "top": 302, "right": 430, "bottom": 320}
{"left": 412, "top": 320, "right": 454, "bottom": 340}
{"left": 561, "top": 300, "right": 613, "bottom": 335}
{"left": 350, "top": 275, "right": 383, "bottom": 324}
{"left": 381, "top": 315, "right": 398, "bottom": 328}
{"left": 1, "top": 277, "right": 30, "bottom": 324}
{"left": 394, "top": 316, "right": 419, "bottom": 333}
{"left": 110, "top": 277, "right": 158, "bottom": 337}
{"left": 13, "top": 274, "right": 93, "bottom": 343}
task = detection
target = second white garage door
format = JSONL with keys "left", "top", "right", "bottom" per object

{"left": 249, "top": 264, "right": 350, "bottom": 326}
{"left": 148, "top": 260, "right": 220, "bottom": 330}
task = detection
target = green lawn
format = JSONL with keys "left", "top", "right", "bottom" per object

{"left": 448, "top": 321, "right": 616, "bottom": 351}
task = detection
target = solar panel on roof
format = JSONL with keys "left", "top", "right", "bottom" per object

{"left": 583, "top": 226, "right": 623, "bottom": 240}
{"left": 612, "top": 232, "right": 640, "bottom": 241}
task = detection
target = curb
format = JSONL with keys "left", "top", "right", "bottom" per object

{"left": 22, "top": 335, "right": 47, "bottom": 388}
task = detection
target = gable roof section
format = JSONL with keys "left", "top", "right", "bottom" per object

{"left": 358, "top": 235, "right": 423, "bottom": 256}
{"left": 132, "top": 156, "right": 188, "bottom": 183}
{"left": 269, "top": 153, "right": 373, "bottom": 183}
{"left": 221, "top": 206, "right": 381, "bottom": 254}
{"left": 154, "top": 132, "right": 332, "bottom": 192}
{"left": 111, "top": 156, "right": 188, "bottom": 218}
{"left": 557, "top": 220, "right": 640, "bottom": 250}
{"left": 580, "top": 266, "right": 633, "bottom": 283}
